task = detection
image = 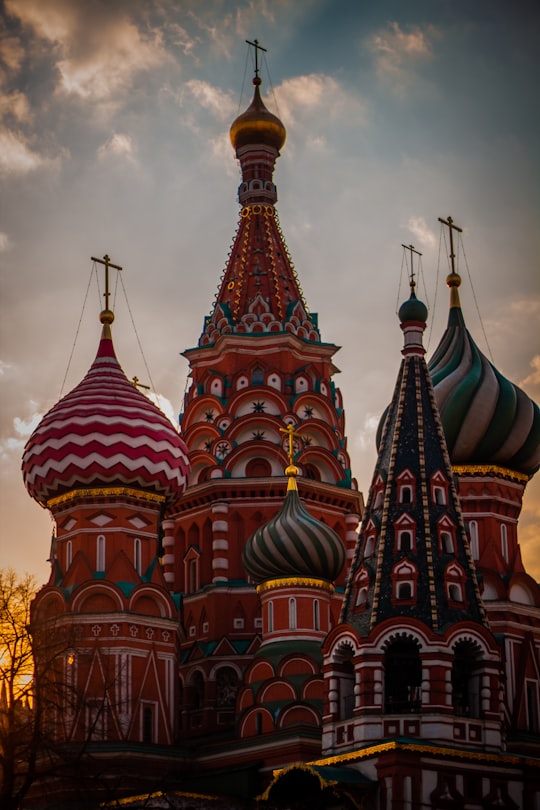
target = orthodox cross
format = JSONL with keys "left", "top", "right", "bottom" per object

{"left": 280, "top": 423, "right": 301, "bottom": 466}
{"left": 131, "top": 376, "right": 150, "bottom": 392}
{"left": 438, "top": 216, "right": 462, "bottom": 276}
{"left": 91, "top": 254, "right": 122, "bottom": 311}
{"left": 401, "top": 244, "right": 422, "bottom": 289}
{"left": 246, "top": 38, "right": 267, "bottom": 79}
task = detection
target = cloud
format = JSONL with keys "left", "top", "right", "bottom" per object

{"left": 0, "top": 407, "right": 42, "bottom": 461}
{"left": 148, "top": 393, "right": 178, "bottom": 428}
{"left": 0, "top": 34, "right": 25, "bottom": 74}
{"left": 185, "top": 79, "right": 236, "bottom": 122}
{"left": 274, "top": 74, "right": 367, "bottom": 129}
{"left": 6, "top": 0, "right": 172, "bottom": 101}
{"left": 0, "top": 232, "right": 10, "bottom": 251}
{"left": 370, "top": 21, "right": 435, "bottom": 91}
{"left": 520, "top": 355, "right": 540, "bottom": 389}
{"left": 0, "top": 90, "right": 32, "bottom": 125}
{"left": 97, "top": 133, "right": 136, "bottom": 162}
{"left": 405, "top": 216, "right": 436, "bottom": 247}
{"left": 0, "top": 129, "right": 56, "bottom": 175}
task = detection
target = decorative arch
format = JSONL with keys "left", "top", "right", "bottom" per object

{"left": 71, "top": 583, "right": 124, "bottom": 614}
{"left": 278, "top": 704, "right": 320, "bottom": 728}
{"left": 129, "top": 586, "right": 173, "bottom": 619}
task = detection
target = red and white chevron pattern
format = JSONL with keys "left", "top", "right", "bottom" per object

{"left": 22, "top": 332, "right": 190, "bottom": 506}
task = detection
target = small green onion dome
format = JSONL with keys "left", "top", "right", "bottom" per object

{"left": 242, "top": 473, "right": 345, "bottom": 584}
{"left": 398, "top": 291, "right": 428, "bottom": 325}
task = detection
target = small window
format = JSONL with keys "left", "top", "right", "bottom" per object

{"left": 398, "top": 582, "right": 413, "bottom": 600}
{"left": 313, "top": 599, "right": 320, "bottom": 631}
{"left": 468, "top": 521, "right": 479, "bottom": 560}
{"left": 441, "top": 531, "right": 453, "bottom": 554}
{"left": 356, "top": 587, "right": 368, "bottom": 608}
{"left": 500, "top": 524, "right": 508, "bottom": 562}
{"left": 233, "top": 618, "right": 245, "bottom": 630}
{"left": 399, "top": 531, "right": 412, "bottom": 552}
{"left": 96, "top": 535, "right": 105, "bottom": 572}
{"left": 142, "top": 705, "right": 153, "bottom": 744}
{"left": 289, "top": 597, "right": 297, "bottom": 630}
{"left": 434, "top": 487, "right": 446, "bottom": 505}
{"left": 134, "top": 538, "right": 142, "bottom": 574}
{"left": 66, "top": 540, "right": 72, "bottom": 569}
{"left": 400, "top": 486, "right": 413, "bottom": 504}
{"left": 364, "top": 535, "right": 375, "bottom": 558}
{"left": 448, "top": 583, "right": 463, "bottom": 602}
{"left": 267, "top": 601, "right": 274, "bottom": 633}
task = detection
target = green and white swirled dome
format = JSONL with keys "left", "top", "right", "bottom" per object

{"left": 242, "top": 466, "right": 345, "bottom": 584}
{"left": 428, "top": 272, "right": 540, "bottom": 475}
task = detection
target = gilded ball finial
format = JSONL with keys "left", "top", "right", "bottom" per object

{"left": 100, "top": 309, "right": 115, "bottom": 325}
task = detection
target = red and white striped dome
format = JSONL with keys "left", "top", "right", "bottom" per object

{"left": 22, "top": 321, "right": 190, "bottom": 508}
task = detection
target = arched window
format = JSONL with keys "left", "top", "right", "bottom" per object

{"left": 364, "top": 534, "right": 375, "bottom": 558}
{"left": 216, "top": 667, "right": 239, "bottom": 708}
{"left": 468, "top": 521, "right": 479, "bottom": 560}
{"left": 441, "top": 531, "right": 453, "bottom": 554}
{"left": 289, "top": 598, "right": 297, "bottom": 630}
{"left": 190, "top": 671, "right": 205, "bottom": 711}
{"left": 313, "top": 599, "right": 320, "bottom": 631}
{"left": 66, "top": 540, "right": 72, "bottom": 569}
{"left": 334, "top": 646, "right": 355, "bottom": 721}
{"left": 448, "top": 583, "right": 463, "bottom": 602}
{"left": 303, "top": 463, "right": 321, "bottom": 481}
{"left": 96, "top": 535, "right": 105, "bottom": 572}
{"left": 245, "top": 458, "right": 272, "bottom": 477}
{"left": 433, "top": 487, "right": 446, "bottom": 505}
{"left": 384, "top": 639, "right": 421, "bottom": 713}
{"left": 134, "top": 538, "right": 141, "bottom": 575}
{"left": 399, "top": 530, "right": 412, "bottom": 552}
{"left": 500, "top": 524, "right": 508, "bottom": 562}
{"left": 252, "top": 367, "right": 264, "bottom": 385}
{"left": 452, "top": 641, "right": 481, "bottom": 718}
{"left": 400, "top": 485, "right": 412, "bottom": 504}
{"left": 397, "top": 582, "right": 412, "bottom": 600}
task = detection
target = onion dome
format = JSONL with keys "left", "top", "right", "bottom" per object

{"left": 398, "top": 291, "right": 428, "bottom": 325}
{"left": 428, "top": 271, "right": 540, "bottom": 475}
{"left": 242, "top": 464, "right": 345, "bottom": 583}
{"left": 230, "top": 77, "right": 286, "bottom": 153}
{"left": 22, "top": 309, "right": 190, "bottom": 508}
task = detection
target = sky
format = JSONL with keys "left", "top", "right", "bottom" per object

{"left": 1, "top": 0, "right": 539, "bottom": 585}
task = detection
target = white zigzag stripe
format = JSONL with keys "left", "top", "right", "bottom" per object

{"left": 24, "top": 432, "right": 185, "bottom": 459}
{"left": 24, "top": 452, "right": 187, "bottom": 485}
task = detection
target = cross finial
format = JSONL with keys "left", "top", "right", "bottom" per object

{"left": 132, "top": 376, "right": 150, "bottom": 392}
{"left": 401, "top": 244, "right": 422, "bottom": 291}
{"left": 280, "top": 423, "right": 301, "bottom": 467}
{"left": 246, "top": 38, "right": 267, "bottom": 79}
{"left": 438, "top": 216, "right": 463, "bottom": 276}
{"left": 91, "top": 254, "right": 122, "bottom": 313}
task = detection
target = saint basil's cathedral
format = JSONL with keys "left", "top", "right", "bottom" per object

{"left": 20, "top": 55, "right": 540, "bottom": 809}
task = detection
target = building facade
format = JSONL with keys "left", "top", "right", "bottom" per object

{"left": 21, "top": 67, "right": 540, "bottom": 809}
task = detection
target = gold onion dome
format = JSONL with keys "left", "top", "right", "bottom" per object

{"left": 230, "top": 77, "right": 286, "bottom": 152}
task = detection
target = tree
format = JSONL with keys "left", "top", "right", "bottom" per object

{"left": 0, "top": 569, "right": 88, "bottom": 809}
{"left": 0, "top": 568, "right": 38, "bottom": 810}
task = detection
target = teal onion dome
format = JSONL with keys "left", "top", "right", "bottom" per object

{"left": 428, "top": 277, "right": 540, "bottom": 475}
{"left": 242, "top": 474, "right": 345, "bottom": 584}
{"left": 399, "top": 291, "right": 428, "bottom": 325}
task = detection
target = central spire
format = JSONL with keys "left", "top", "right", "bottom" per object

{"left": 199, "top": 51, "right": 319, "bottom": 346}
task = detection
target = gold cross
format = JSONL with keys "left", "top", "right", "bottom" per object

{"left": 280, "top": 423, "right": 301, "bottom": 466}
{"left": 91, "top": 254, "right": 122, "bottom": 311}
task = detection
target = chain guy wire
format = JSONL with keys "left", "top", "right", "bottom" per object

{"left": 59, "top": 265, "right": 96, "bottom": 399}
{"left": 118, "top": 272, "right": 156, "bottom": 394}
{"left": 459, "top": 234, "right": 494, "bottom": 362}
